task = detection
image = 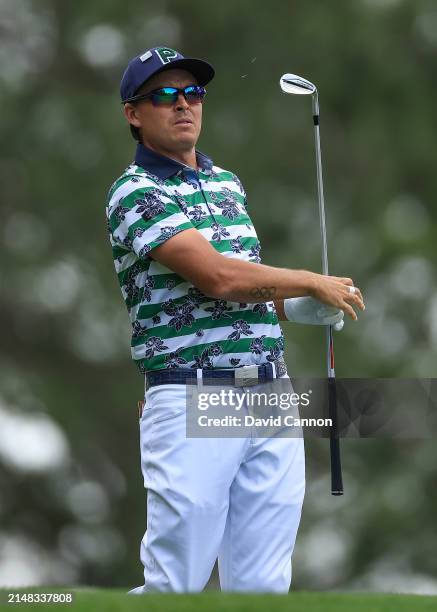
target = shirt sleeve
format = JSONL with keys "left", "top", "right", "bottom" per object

{"left": 231, "top": 172, "right": 248, "bottom": 210}
{"left": 107, "top": 177, "right": 195, "bottom": 259}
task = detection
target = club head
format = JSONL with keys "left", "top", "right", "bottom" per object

{"left": 279, "top": 73, "right": 317, "bottom": 95}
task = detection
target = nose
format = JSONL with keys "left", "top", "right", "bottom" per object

{"left": 175, "top": 92, "right": 189, "bottom": 111}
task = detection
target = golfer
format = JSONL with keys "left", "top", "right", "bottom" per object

{"left": 106, "top": 46, "right": 364, "bottom": 593}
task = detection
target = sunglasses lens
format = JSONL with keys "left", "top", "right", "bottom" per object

{"left": 185, "top": 86, "right": 206, "bottom": 103}
{"left": 151, "top": 88, "right": 179, "bottom": 105}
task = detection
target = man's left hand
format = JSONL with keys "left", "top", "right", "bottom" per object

{"left": 283, "top": 296, "right": 344, "bottom": 329}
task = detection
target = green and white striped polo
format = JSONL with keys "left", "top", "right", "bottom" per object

{"left": 106, "top": 144, "right": 285, "bottom": 374}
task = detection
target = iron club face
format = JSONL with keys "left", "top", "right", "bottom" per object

{"left": 279, "top": 73, "right": 317, "bottom": 96}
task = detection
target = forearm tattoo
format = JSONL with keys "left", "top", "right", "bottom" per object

{"left": 249, "top": 286, "right": 277, "bottom": 300}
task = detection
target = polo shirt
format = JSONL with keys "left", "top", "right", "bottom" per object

{"left": 106, "top": 143, "right": 285, "bottom": 374}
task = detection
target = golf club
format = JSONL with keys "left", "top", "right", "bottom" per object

{"left": 279, "top": 73, "right": 344, "bottom": 496}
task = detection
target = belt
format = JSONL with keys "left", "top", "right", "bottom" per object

{"left": 145, "top": 358, "right": 285, "bottom": 391}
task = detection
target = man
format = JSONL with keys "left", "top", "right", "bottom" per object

{"left": 106, "top": 46, "right": 364, "bottom": 594}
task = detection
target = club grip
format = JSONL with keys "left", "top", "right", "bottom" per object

{"left": 328, "top": 376, "right": 344, "bottom": 495}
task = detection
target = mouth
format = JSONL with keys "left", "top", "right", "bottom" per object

{"left": 174, "top": 119, "right": 193, "bottom": 126}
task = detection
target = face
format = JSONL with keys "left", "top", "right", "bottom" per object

{"left": 124, "top": 68, "right": 203, "bottom": 154}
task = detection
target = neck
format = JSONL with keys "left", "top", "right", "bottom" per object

{"left": 142, "top": 142, "right": 197, "bottom": 170}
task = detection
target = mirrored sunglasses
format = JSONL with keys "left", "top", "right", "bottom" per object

{"left": 124, "top": 85, "right": 206, "bottom": 106}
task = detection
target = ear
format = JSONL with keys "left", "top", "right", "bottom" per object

{"left": 123, "top": 103, "right": 141, "bottom": 128}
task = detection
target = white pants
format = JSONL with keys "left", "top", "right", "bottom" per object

{"left": 128, "top": 376, "right": 305, "bottom": 594}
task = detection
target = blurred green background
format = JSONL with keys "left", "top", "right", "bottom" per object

{"left": 1, "top": 0, "right": 436, "bottom": 595}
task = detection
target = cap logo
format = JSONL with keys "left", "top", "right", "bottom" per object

{"left": 155, "top": 47, "right": 178, "bottom": 65}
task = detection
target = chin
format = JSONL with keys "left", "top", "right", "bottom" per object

{"left": 175, "top": 136, "right": 197, "bottom": 149}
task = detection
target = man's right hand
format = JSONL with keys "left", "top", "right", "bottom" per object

{"left": 309, "top": 274, "right": 365, "bottom": 321}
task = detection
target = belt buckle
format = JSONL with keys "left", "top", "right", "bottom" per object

{"left": 234, "top": 365, "right": 259, "bottom": 387}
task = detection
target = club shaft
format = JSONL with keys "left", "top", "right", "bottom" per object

{"left": 312, "top": 93, "right": 331, "bottom": 378}
{"left": 312, "top": 93, "right": 344, "bottom": 495}
{"left": 312, "top": 93, "right": 329, "bottom": 278}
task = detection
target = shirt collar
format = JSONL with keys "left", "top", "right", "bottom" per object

{"left": 134, "top": 143, "right": 213, "bottom": 180}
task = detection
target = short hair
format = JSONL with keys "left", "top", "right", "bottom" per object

{"left": 127, "top": 80, "right": 150, "bottom": 144}
{"left": 130, "top": 123, "right": 141, "bottom": 143}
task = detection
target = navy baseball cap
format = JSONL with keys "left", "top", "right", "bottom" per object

{"left": 120, "top": 46, "right": 215, "bottom": 103}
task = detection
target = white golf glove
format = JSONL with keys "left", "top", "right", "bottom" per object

{"left": 283, "top": 296, "right": 344, "bottom": 331}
